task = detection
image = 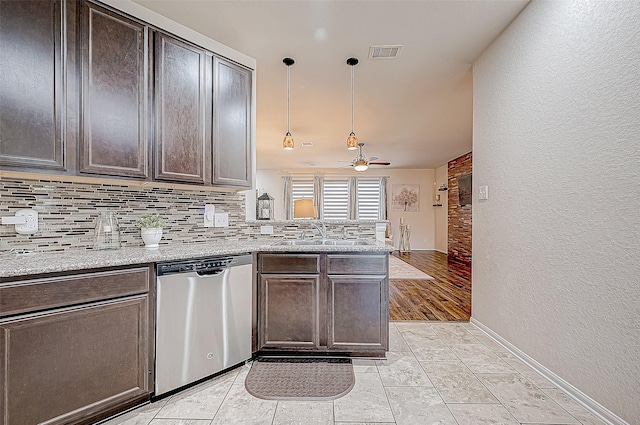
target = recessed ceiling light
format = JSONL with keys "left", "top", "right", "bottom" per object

{"left": 301, "top": 141, "right": 313, "bottom": 147}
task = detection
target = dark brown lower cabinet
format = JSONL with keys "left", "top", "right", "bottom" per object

{"left": 327, "top": 274, "right": 388, "bottom": 351}
{"left": 257, "top": 252, "right": 389, "bottom": 356}
{"left": 259, "top": 274, "right": 321, "bottom": 349}
{"left": 0, "top": 266, "right": 153, "bottom": 425}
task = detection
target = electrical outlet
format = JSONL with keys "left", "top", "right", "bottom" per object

{"left": 214, "top": 212, "right": 228, "bottom": 227}
{"left": 204, "top": 205, "right": 215, "bottom": 227}
{"left": 260, "top": 225, "right": 273, "bottom": 235}
{"left": 15, "top": 209, "right": 38, "bottom": 234}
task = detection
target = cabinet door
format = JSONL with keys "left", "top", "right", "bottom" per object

{"left": 154, "top": 32, "right": 209, "bottom": 184}
{"left": 0, "top": 296, "right": 150, "bottom": 425}
{"left": 327, "top": 274, "right": 389, "bottom": 351}
{"left": 212, "top": 57, "right": 252, "bottom": 188}
{"left": 259, "top": 274, "right": 320, "bottom": 349}
{"left": 0, "top": 0, "right": 65, "bottom": 170}
{"left": 79, "top": 1, "right": 149, "bottom": 178}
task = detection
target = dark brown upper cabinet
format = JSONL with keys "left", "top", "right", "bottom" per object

{"left": 212, "top": 57, "right": 252, "bottom": 188}
{"left": 153, "top": 32, "right": 210, "bottom": 184}
{"left": 79, "top": 1, "right": 150, "bottom": 178}
{"left": 0, "top": 0, "right": 65, "bottom": 171}
{"left": 1, "top": 0, "right": 253, "bottom": 190}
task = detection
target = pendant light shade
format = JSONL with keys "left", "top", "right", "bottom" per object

{"left": 282, "top": 57, "right": 295, "bottom": 150}
{"left": 283, "top": 132, "right": 294, "bottom": 150}
{"left": 346, "top": 57, "right": 359, "bottom": 150}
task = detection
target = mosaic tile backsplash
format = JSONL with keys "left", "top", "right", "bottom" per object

{"left": 0, "top": 178, "right": 376, "bottom": 253}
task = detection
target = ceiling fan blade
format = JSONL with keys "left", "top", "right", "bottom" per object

{"left": 369, "top": 161, "right": 391, "bottom": 166}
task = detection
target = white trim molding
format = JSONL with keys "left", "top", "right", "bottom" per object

{"left": 470, "top": 317, "right": 630, "bottom": 425}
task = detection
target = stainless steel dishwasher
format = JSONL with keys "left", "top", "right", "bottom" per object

{"left": 155, "top": 254, "right": 253, "bottom": 396}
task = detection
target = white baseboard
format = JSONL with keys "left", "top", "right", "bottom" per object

{"left": 470, "top": 317, "right": 629, "bottom": 425}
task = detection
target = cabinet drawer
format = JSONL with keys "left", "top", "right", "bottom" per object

{"left": 327, "top": 254, "right": 388, "bottom": 275}
{"left": 0, "top": 266, "right": 151, "bottom": 318}
{"left": 259, "top": 254, "right": 320, "bottom": 274}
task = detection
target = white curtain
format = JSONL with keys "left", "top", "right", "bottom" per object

{"left": 313, "top": 176, "right": 323, "bottom": 218}
{"left": 348, "top": 177, "right": 358, "bottom": 219}
{"left": 379, "top": 176, "right": 388, "bottom": 220}
{"left": 283, "top": 176, "right": 292, "bottom": 220}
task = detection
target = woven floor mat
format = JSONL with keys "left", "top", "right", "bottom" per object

{"left": 244, "top": 358, "right": 355, "bottom": 401}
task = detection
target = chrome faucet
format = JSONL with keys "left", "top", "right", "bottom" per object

{"left": 312, "top": 221, "right": 327, "bottom": 239}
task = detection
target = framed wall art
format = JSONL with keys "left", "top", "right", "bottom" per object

{"left": 392, "top": 184, "right": 420, "bottom": 212}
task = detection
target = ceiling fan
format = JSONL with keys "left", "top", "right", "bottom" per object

{"left": 351, "top": 143, "right": 391, "bottom": 171}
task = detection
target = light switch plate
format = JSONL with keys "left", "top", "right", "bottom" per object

{"left": 260, "top": 225, "right": 274, "bottom": 234}
{"left": 204, "top": 204, "right": 215, "bottom": 227}
{"left": 479, "top": 185, "right": 489, "bottom": 201}
{"left": 214, "top": 212, "right": 228, "bottom": 227}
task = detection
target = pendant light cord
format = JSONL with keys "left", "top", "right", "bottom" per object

{"left": 287, "top": 63, "right": 291, "bottom": 134}
{"left": 351, "top": 64, "right": 355, "bottom": 133}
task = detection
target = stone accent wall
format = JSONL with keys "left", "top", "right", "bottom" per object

{"left": 448, "top": 152, "right": 472, "bottom": 262}
{"left": 0, "top": 178, "right": 377, "bottom": 253}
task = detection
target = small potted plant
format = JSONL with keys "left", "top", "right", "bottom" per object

{"left": 138, "top": 213, "right": 166, "bottom": 249}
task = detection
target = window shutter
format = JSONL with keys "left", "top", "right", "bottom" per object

{"left": 291, "top": 177, "right": 315, "bottom": 218}
{"left": 357, "top": 178, "right": 382, "bottom": 219}
{"left": 322, "top": 179, "right": 349, "bottom": 220}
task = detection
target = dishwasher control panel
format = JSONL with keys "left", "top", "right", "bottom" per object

{"left": 156, "top": 254, "right": 252, "bottom": 276}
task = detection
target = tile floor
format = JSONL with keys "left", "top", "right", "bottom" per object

{"left": 103, "top": 322, "right": 606, "bottom": 425}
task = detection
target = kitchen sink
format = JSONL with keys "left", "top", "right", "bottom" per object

{"left": 275, "top": 240, "right": 318, "bottom": 246}
{"left": 274, "top": 239, "right": 372, "bottom": 246}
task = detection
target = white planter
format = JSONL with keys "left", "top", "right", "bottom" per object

{"left": 141, "top": 228, "right": 163, "bottom": 248}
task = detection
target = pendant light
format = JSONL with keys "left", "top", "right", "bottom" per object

{"left": 346, "top": 57, "right": 359, "bottom": 150}
{"left": 282, "top": 57, "right": 295, "bottom": 150}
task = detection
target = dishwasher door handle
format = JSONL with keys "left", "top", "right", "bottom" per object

{"left": 196, "top": 269, "right": 227, "bottom": 277}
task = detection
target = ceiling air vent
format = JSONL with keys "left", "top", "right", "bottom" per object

{"left": 369, "top": 45, "right": 403, "bottom": 59}
{"left": 300, "top": 141, "right": 313, "bottom": 147}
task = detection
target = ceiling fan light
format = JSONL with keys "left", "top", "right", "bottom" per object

{"left": 353, "top": 158, "right": 369, "bottom": 171}
{"left": 283, "top": 132, "right": 294, "bottom": 150}
{"left": 346, "top": 132, "right": 358, "bottom": 150}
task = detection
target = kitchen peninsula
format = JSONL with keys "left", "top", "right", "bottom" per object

{"left": 0, "top": 239, "right": 390, "bottom": 424}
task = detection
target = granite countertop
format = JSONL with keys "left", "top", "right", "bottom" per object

{"left": 0, "top": 239, "right": 391, "bottom": 279}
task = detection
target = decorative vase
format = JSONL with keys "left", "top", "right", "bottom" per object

{"left": 141, "top": 228, "right": 163, "bottom": 248}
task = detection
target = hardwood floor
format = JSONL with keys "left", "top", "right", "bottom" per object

{"left": 390, "top": 251, "right": 471, "bottom": 321}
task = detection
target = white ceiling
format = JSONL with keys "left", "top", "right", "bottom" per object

{"left": 133, "top": 0, "right": 529, "bottom": 171}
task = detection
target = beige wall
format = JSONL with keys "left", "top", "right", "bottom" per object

{"left": 252, "top": 168, "right": 439, "bottom": 250}
{"left": 473, "top": 1, "right": 640, "bottom": 423}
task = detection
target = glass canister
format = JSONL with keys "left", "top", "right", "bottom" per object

{"left": 93, "top": 211, "right": 121, "bottom": 250}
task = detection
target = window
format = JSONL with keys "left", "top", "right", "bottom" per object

{"left": 291, "top": 177, "right": 314, "bottom": 202}
{"left": 357, "top": 178, "right": 382, "bottom": 219}
{"left": 322, "top": 179, "right": 350, "bottom": 219}
{"left": 288, "top": 176, "right": 386, "bottom": 220}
